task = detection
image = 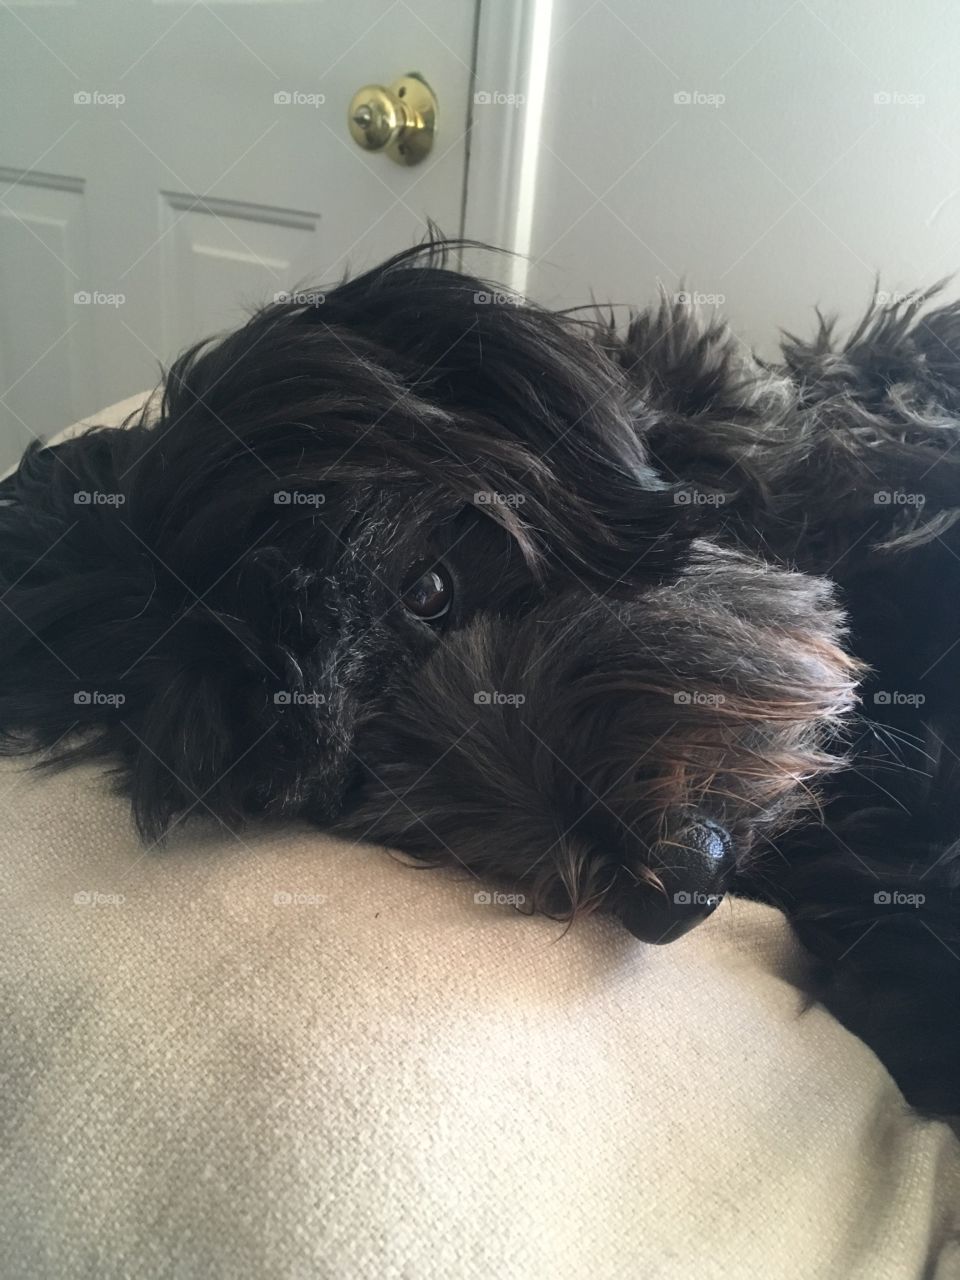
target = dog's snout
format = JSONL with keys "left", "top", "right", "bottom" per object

{"left": 618, "top": 819, "right": 734, "bottom": 945}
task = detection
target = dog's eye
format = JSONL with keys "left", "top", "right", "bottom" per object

{"left": 401, "top": 564, "right": 453, "bottom": 622}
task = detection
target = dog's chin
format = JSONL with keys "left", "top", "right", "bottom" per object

{"left": 335, "top": 545, "right": 862, "bottom": 939}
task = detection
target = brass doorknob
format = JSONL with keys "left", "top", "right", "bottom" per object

{"left": 348, "top": 73, "right": 437, "bottom": 166}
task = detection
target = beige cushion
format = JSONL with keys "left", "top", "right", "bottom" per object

{"left": 1, "top": 397, "right": 959, "bottom": 1277}
{"left": 50, "top": 389, "right": 159, "bottom": 446}
{"left": 0, "top": 391, "right": 157, "bottom": 482}
{"left": 1, "top": 757, "right": 959, "bottom": 1279}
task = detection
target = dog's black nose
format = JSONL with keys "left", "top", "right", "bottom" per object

{"left": 617, "top": 820, "right": 733, "bottom": 944}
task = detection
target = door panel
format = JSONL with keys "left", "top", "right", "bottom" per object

{"left": 159, "top": 193, "right": 322, "bottom": 349}
{"left": 0, "top": 168, "right": 96, "bottom": 461}
{"left": 0, "top": 0, "right": 478, "bottom": 470}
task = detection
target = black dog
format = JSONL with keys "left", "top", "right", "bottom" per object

{"left": 2, "top": 241, "right": 958, "bottom": 1115}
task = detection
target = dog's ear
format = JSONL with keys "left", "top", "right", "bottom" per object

{"left": 0, "top": 427, "right": 311, "bottom": 839}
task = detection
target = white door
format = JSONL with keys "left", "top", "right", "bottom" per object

{"left": 0, "top": 0, "right": 479, "bottom": 471}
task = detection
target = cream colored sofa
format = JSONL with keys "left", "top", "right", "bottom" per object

{"left": 1, "top": 400, "right": 959, "bottom": 1279}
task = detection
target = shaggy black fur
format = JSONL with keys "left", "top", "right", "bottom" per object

{"left": 1, "top": 240, "right": 958, "bottom": 1114}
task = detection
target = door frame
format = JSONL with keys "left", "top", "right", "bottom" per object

{"left": 463, "top": 0, "right": 554, "bottom": 295}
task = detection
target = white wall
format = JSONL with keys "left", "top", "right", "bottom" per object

{"left": 472, "top": 0, "right": 960, "bottom": 354}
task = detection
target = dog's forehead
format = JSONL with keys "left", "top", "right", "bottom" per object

{"left": 333, "top": 488, "right": 463, "bottom": 559}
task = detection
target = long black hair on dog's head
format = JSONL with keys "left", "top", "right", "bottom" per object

{"left": 0, "top": 236, "right": 860, "bottom": 938}
{"left": 0, "top": 241, "right": 704, "bottom": 839}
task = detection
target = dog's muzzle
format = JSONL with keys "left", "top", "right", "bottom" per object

{"left": 616, "top": 819, "right": 734, "bottom": 944}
